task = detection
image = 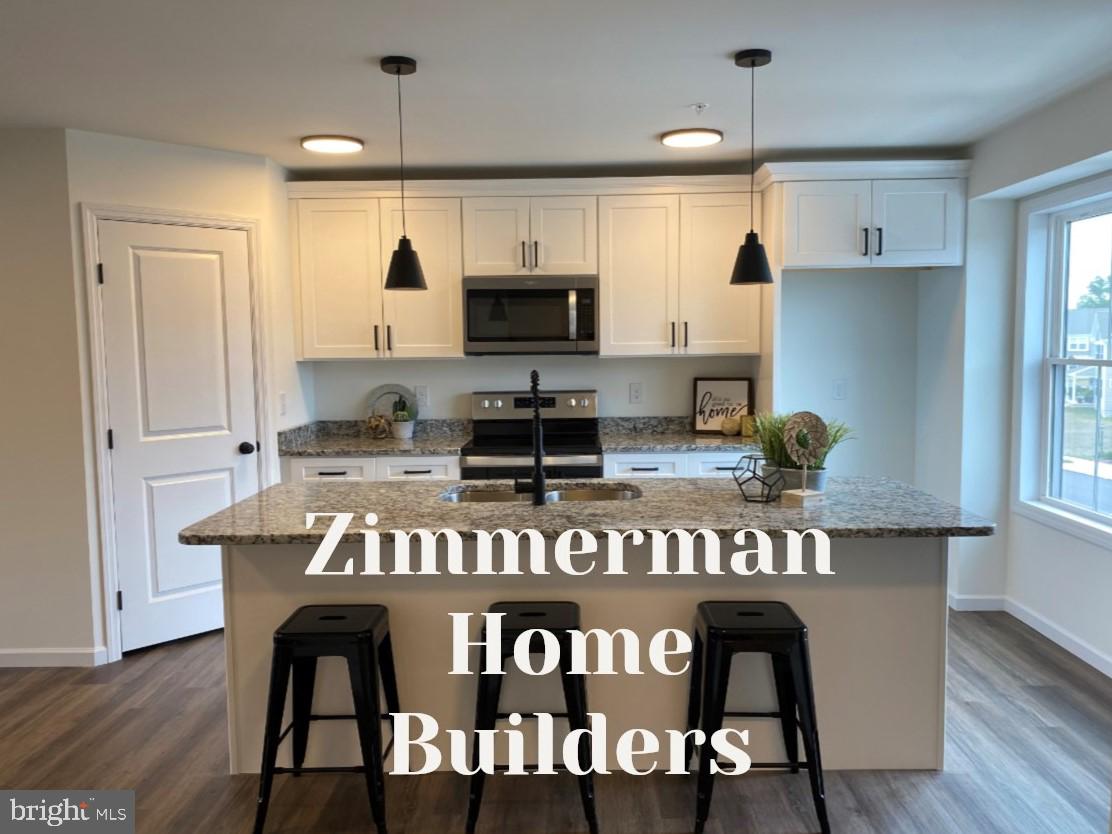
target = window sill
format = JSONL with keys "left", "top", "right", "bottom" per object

{"left": 1013, "top": 498, "right": 1112, "bottom": 551}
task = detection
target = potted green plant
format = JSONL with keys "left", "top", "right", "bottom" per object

{"left": 390, "top": 395, "right": 416, "bottom": 440}
{"left": 752, "top": 412, "right": 852, "bottom": 491}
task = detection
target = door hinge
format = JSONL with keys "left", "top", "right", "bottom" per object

{"left": 97, "top": 263, "right": 105, "bottom": 285}
{"left": 116, "top": 590, "right": 123, "bottom": 611}
{"left": 107, "top": 428, "right": 114, "bottom": 450}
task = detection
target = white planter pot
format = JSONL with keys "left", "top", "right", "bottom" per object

{"left": 762, "top": 464, "right": 827, "bottom": 492}
{"left": 391, "top": 421, "right": 415, "bottom": 440}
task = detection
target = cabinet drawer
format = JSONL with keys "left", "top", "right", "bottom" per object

{"left": 291, "top": 459, "right": 374, "bottom": 481}
{"left": 376, "top": 456, "right": 460, "bottom": 480}
{"left": 688, "top": 453, "right": 746, "bottom": 478}
{"left": 604, "top": 454, "right": 687, "bottom": 478}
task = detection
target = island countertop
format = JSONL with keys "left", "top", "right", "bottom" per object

{"left": 179, "top": 476, "right": 994, "bottom": 545}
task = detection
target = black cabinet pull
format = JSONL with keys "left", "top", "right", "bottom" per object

{"left": 684, "top": 321, "right": 689, "bottom": 348}
{"left": 521, "top": 241, "right": 527, "bottom": 269}
{"left": 670, "top": 321, "right": 676, "bottom": 348}
{"left": 631, "top": 466, "right": 660, "bottom": 472}
{"left": 533, "top": 240, "right": 539, "bottom": 269}
{"left": 402, "top": 469, "right": 433, "bottom": 475}
{"left": 317, "top": 470, "right": 348, "bottom": 477}
{"left": 862, "top": 227, "right": 870, "bottom": 257}
{"left": 386, "top": 325, "right": 393, "bottom": 351}
{"left": 714, "top": 466, "right": 734, "bottom": 471}
{"left": 373, "top": 324, "right": 380, "bottom": 352}
{"left": 876, "top": 227, "right": 883, "bottom": 256}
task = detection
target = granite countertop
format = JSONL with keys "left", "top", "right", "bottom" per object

{"left": 179, "top": 476, "right": 995, "bottom": 545}
{"left": 278, "top": 417, "right": 758, "bottom": 457}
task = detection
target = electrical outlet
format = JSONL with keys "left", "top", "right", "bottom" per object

{"left": 832, "top": 379, "right": 848, "bottom": 401}
{"left": 278, "top": 391, "right": 288, "bottom": 417}
{"left": 415, "top": 385, "right": 430, "bottom": 408}
{"left": 629, "top": 382, "right": 643, "bottom": 404}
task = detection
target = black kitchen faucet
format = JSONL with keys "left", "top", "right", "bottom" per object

{"left": 513, "top": 369, "right": 547, "bottom": 505}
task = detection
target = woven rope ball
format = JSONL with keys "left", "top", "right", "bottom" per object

{"left": 783, "top": 411, "right": 829, "bottom": 467}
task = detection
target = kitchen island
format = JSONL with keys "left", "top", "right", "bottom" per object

{"left": 180, "top": 476, "right": 992, "bottom": 775}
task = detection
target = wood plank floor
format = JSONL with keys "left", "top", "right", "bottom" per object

{"left": 0, "top": 612, "right": 1108, "bottom": 833}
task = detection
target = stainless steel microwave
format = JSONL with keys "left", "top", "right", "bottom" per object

{"left": 462, "top": 276, "right": 599, "bottom": 355}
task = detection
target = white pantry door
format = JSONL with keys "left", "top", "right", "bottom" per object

{"left": 98, "top": 219, "right": 260, "bottom": 651}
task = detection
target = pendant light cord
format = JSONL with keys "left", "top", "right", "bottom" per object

{"left": 749, "top": 64, "right": 756, "bottom": 233}
{"left": 396, "top": 71, "right": 407, "bottom": 238}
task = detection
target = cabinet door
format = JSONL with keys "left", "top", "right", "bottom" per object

{"left": 288, "top": 458, "right": 375, "bottom": 481}
{"left": 462, "top": 197, "right": 531, "bottom": 275}
{"left": 380, "top": 198, "right": 464, "bottom": 358}
{"left": 376, "top": 456, "right": 461, "bottom": 480}
{"left": 598, "top": 195, "right": 679, "bottom": 356}
{"left": 782, "top": 181, "right": 871, "bottom": 268}
{"left": 604, "top": 454, "right": 688, "bottom": 478}
{"left": 679, "top": 193, "right": 761, "bottom": 355}
{"left": 295, "top": 199, "right": 383, "bottom": 359}
{"left": 530, "top": 196, "right": 598, "bottom": 275}
{"left": 871, "top": 179, "right": 964, "bottom": 266}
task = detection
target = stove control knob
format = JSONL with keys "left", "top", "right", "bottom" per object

{"left": 480, "top": 399, "right": 490, "bottom": 409}
{"left": 566, "top": 397, "right": 578, "bottom": 408}
{"left": 579, "top": 398, "right": 590, "bottom": 408}
{"left": 493, "top": 399, "right": 503, "bottom": 408}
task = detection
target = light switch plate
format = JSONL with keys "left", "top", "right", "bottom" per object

{"left": 832, "top": 379, "right": 847, "bottom": 401}
{"left": 415, "top": 385, "right": 430, "bottom": 408}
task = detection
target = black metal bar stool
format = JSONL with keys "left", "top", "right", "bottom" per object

{"left": 686, "top": 601, "right": 830, "bottom": 834}
{"left": 466, "top": 601, "right": 599, "bottom": 834}
{"left": 254, "top": 604, "right": 401, "bottom": 834}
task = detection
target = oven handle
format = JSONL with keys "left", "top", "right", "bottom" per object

{"left": 568, "top": 289, "right": 577, "bottom": 341}
{"left": 461, "top": 454, "right": 603, "bottom": 467}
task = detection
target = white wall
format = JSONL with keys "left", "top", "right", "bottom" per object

{"left": 311, "top": 355, "right": 758, "bottom": 419}
{"left": 778, "top": 270, "right": 919, "bottom": 481}
{"left": 0, "top": 129, "right": 103, "bottom": 664}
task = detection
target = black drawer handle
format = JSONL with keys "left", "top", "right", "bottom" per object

{"left": 402, "top": 469, "right": 433, "bottom": 475}
{"left": 713, "top": 466, "right": 734, "bottom": 471}
{"left": 876, "top": 227, "right": 883, "bottom": 257}
{"left": 316, "top": 470, "right": 349, "bottom": 477}
{"left": 631, "top": 466, "right": 660, "bottom": 472}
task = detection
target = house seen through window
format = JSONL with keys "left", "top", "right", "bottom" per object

{"left": 1048, "top": 205, "right": 1112, "bottom": 518}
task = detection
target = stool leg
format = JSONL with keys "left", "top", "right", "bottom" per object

{"left": 348, "top": 642, "right": 388, "bottom": 834}
{"left": 791, "top": 636, "right": 830, "bottom": 834}
{"left": 771, "top": 653, "right": 800, "bottom": 774}
{"left": 685, "top": 629, "right": 705, "bottom": 769}
{"left": 254, "top": 643, "right": 292, "bottom": 834}
{"left": 378, "top": 632, "right": 402, "bottom": 717}
{"left": 695, "top": 635, "right": 731, "bottom": 834}
{"left": 560, "top": 647, "right": 599, "bottom": 834}
{"left": 291, "top": 656, "right": 317, "bottom": 775}
{"left": 466, "top": 641, "right": 503, "bottom": 834}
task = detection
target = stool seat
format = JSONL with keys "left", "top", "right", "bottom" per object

{"left": 697, "top": 600, "right": 806, "bottom": 632}
{"left": 276, "top": 604, "right": 388, "bottom": 642}
{"left": 485, "top": 601, "right": 580, "bottom": 635}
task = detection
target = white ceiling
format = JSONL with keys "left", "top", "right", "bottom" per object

{"left": 3, "top": 0, "right": 1112, "bottom": 175}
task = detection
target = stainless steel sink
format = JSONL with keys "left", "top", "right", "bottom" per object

{"left": 440, "top": 486, "right": 641, "bottom": 503}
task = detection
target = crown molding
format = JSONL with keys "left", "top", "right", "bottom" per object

{"left": 754, "top": 160, "right": 972, "bottom": 190}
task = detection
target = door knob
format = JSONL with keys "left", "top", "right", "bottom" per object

{"left": 238, "top": 441, "right": 257, "bottom": 455}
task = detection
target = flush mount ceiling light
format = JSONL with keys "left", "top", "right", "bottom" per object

{"left": 381, "top": 55, "right": 427, "bottom": 291}
{"left": 730, "top": 48, "right": 774, "bottom": 286}
{"left": 300, "top": 135, "right": 364, "bottom": 154}
{"left": 661, "top": 127, "right": 724, "bottom": 149}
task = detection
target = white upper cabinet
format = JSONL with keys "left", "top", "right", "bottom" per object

{"left": 295, "top": 199, "right": 383, "bottom": 359}
{"left": 598, "top": 195, "right": 679, "bottom": 356}
{"left": 462, "top": 195, "right": 597, "bottom": 275}
{"left": 778, "top": 172, "right": 966, "bottom": 269}
{"left": 530, "top": 196, "right": 598, "bottom": 274}
{"left": 870, "top": 179, "right": 964, "bottom": 266}
{"left": 782, "top": 180, "right": 872, "bottom": 268}
{"left": 461, "top": 197, "right": 531, "bottom": 275}
{"left": 379, "top": 197, "right": 464, "bottom": 358}
{"left": 679, "top": 193, "right": 761, "bottom": 355}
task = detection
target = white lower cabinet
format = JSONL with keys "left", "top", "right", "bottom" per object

{"left": 604, "top": 453, "right": 688, "bottom": 478}
{"left": 285, "top": 455, "right": 460, "bottom": 482}
{"left": 687, "top": 452, "right": 746, "bottom": 478}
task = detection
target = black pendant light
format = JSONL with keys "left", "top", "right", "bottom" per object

{"left": 730, "top": 48, "right": 774, "bottom": 286}
{"left": 382, "top": 56, "right": 427, "bottom": 291}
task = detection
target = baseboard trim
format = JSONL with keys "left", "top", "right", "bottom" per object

{"left": 1003, "top": 599, "right": 1112, "bottom": 679}
{"left": 947, "top": 593, "right": 1006, "bottom": 611}
{"left": 0, "top": 646, "right": 108, "bottom": 668}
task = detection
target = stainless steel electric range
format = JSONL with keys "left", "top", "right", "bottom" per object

{"left": 459, "top": 389, "right": 602, "bottom": 479}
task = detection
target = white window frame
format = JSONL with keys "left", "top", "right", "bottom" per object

{"left": 1013, "top": 173, "right": 1112, "bottom": 548}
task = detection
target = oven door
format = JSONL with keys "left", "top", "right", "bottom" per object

{"left": 463, "top": 276, "right": 598, "bottom": 354}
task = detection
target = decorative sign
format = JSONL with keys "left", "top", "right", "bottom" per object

{"left": 693, "top": 377, "right": 753, "bottom": 434}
